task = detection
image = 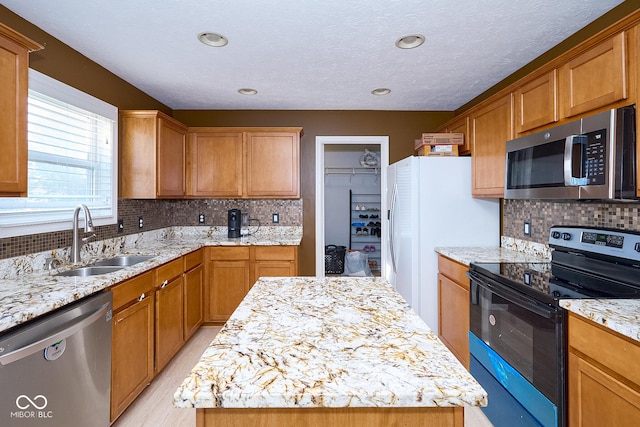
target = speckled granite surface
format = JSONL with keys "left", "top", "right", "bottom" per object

{"left": 0, "top": 226, "right": 301, "bottom": 334}
{"left": 435, "top": 237, "right": 550, "bottom": 266}
{"left": 174, "top": 276, "right": 487, "bottom": 409}
{"left": 560, "top": 299, "right": 640, "bottom": 343}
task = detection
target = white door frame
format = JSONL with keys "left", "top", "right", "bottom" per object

{"left": 315, "top": 136, "right": 389, "bottom": 277}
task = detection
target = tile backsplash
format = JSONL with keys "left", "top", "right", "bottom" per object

{"left": 0, "top": 198, "right": 303, "bottom": 260}
{"left": 503, "top": 199, "right": 640, "bottom": 244}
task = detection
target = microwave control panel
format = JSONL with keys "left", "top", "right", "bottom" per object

{"left": 584, "top": 129, "right": 606, "bottom": 185}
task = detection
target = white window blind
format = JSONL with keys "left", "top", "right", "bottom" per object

{"left": 0, "top": 69, "right": 118, "bottom": 238}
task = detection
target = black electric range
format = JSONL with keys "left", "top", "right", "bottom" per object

{"left": 467, "top": 225, "right": 640, "bottom": 427}
{"left": 470, "top": 225, "right": 640, "bottom": 305}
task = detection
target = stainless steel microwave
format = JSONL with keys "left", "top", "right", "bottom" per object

{"left": 505, "top": 105, "right": 637, "bottom": 200}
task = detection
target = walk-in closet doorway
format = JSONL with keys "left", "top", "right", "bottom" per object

{"left": 315, "top": 136, "right": 389, "bottom": 277}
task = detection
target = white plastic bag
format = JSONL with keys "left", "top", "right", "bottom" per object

{"left": 343, "top": 251, "right": 373, "bottom": 277}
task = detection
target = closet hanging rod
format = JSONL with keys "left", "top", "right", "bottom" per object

{"left": 324, "top": 167, "right": 380, "bottom": 175}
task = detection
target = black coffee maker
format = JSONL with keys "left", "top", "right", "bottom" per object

{"left": 228, "top": 209, "right": 241, "bottom": 238}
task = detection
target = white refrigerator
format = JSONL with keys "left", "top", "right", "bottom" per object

{"left": 385, "top": 156, "right": 500, "bottom": 332}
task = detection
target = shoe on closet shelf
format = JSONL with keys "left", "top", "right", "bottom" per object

{"left": 362, "top": 227, "right": 369, "bottom": 235}
{"left": 359, "top": 214, "right": 369, "bottom": 218}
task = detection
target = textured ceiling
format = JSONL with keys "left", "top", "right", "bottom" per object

{"left": 2, "top": 0, "right": 626, "bottom": 111}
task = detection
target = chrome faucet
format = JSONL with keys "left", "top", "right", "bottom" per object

{"left": 71, "top": 204, "right": 96, "bottom": 264}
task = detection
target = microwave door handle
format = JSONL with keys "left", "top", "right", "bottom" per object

{"left": 564, "top": 135, "right": 588, "bottom": 186}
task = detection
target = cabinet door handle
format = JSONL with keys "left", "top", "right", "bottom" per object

{"left": 160, "top": 280, "right": 168, "bottom": 289}
{"left": 138, "top": 292, "right": 146, "bottom": 301}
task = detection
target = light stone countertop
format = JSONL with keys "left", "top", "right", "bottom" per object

{"left": 560, "top": 299, "right": 640, "bottom": 343}
{"left": 174, "top": 276, "right": 487, "bottom": 409}
{"left": 435, "top": 236, "right": 551, "bottom": 266}
{"left": 0, "top": 226, "right": 302, "bottom": 334}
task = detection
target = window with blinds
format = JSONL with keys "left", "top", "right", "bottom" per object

{"left": 0, "top": 70, "right": 118, "bottom": 238}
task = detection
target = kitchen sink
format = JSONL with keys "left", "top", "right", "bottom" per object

{"left": 56, "top": 266, "right": 125, "bottom": 277}
{"left": 90, "top": 255, "right": 155, "bottom": 267}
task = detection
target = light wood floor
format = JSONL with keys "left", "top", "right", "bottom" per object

{"left": 112, "top": 326, "right": 493, "bottom": 427}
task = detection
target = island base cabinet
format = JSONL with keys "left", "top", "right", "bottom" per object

{"left": 111, "top": 292, "right": 155, "bottom": 422}
{"left": 195, "top": 407, "right": 464, "bottom": 427}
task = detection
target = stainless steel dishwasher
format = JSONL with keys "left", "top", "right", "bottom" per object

{"left": 0, "top": 291, "right": 112, "bottom": 426}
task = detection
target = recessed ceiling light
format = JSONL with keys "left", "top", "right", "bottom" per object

{"left": 238, "top": 88, "right": 258, "bottom": 95}
{"left": 371, "top": 88, "right": 391, "bottom": 96}
{"left": 198, "top": 32, "right": 228, "bottom": 47}
{"left": 395, "top": 34, "right": 425, "bottom": 49}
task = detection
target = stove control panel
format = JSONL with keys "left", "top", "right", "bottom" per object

{"left": 549, "top": 226, "right": 640, "bottom": 261}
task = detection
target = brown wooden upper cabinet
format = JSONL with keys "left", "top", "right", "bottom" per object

{"left": 435, "top": 115, "right": 471, "bottom": 155}
{"left": 187, "top": 127, "right": 302, "bottom": 198}
{"left": 515, "top": 69, "right": 558, "bottom": 134}
{"left": 559, "top": 32, "right": 628, "bottom": 118}
{"left": 187, "top": 131, "right": 244, "bottom": 198}
{"left": 120, "top": 110, "right": 188, "bottom": 198}
{"left": 0, "top": 24, "right": 42, "bottom": 197}
{"left": 470, "top": 94, "right": 513, "bottom": 198}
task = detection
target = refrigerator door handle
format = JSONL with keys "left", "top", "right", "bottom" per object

{"left": 389, "top": 182, "right": 398, "bottom": 274}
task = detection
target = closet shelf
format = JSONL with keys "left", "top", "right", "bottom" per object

{"left": 324, "top": 167, "right": 380, "bottom": 176}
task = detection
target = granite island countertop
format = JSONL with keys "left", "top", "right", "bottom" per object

{"left": 0, "top": 226, "right": 302, "bottom": 334}
{"left": 174, "top": 276, "right": 487, "bottom": 409}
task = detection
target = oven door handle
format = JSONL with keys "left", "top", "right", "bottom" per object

{"left": 468, "top": 271, "right": 557, "bottom": 320}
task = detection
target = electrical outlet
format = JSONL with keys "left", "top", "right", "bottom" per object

{"left": 118, "top": 219, "right": 124, "bottom": 233}
{"left": 523, "top": 221, "right": 531, "bottom": 236}
{"left": 138, "top": 217, "right": 144, "bottom": 229}
{"left": 198, "top": 213, "right": 205, "bottom": 224}
{"left": 272, "top": 213, "right": 279, "bottom": 224}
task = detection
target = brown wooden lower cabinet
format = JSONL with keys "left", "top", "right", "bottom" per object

{"left": 110, "top": 271, "right": 155, "bottom": 422}
{"left": 209, "top": 258, "right": 251, "bottom": 322}
{"left": 109, "top": 245, "right": 297, "bottom": 420}
{"left": 206, "top": 246, "right": 298, "bottom": 323}
{"left": 568, "top": 313, "right": 640, "bottom": 426}
{"left": 184, "top": 263, "right": 204, "bottom": 340}
{"left": 155, "top": 275, "right": 184, "bottom": 373}
{"left": 110, "top": 251, "right": 205, "bottom": 422}
{"left": 252, "top": 246, "right": 298, "bottom": 285}
{"left": 437, "top": 255, "right": 470, "bottom": 369}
